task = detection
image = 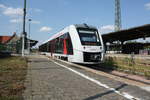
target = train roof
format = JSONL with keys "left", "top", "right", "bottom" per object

{"left": 40, "top": 24, "right": 97, "bottom": 46}
{"left": 75, "top": 24, "right": 97, "bottom": 29}
{"left": 41, "top": 26, "right": 69, "bottom": 45}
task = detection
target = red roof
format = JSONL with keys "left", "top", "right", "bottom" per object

{"left": 0, "top": 36, "right": 12, "bottom": 44}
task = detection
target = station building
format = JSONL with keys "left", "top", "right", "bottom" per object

{"left": 0, "top": 33, "right": 38, "bottom": 54}
{"left": 102, "top": 24, "right": 150, "bottom": 55}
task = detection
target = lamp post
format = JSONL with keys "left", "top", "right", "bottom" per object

{"left": 22, "top": 0, "right": 27, "bottom": 56}
{"left": 28, "top": 19, "right": 32, "bottom": 54}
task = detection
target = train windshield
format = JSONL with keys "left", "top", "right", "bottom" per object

{"left": 78, "top": 29, "right": 101, "bottom": 46}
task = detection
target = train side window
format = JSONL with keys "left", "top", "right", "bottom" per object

{"left": 59, "top": 35, "right": 64, "bottom": 54}
{"left": 65, "top": 33, "right": 73, "bottom": 55}
{"left": 55, "top": 36, "right": 64, "bottom": 54}
{"left": 49, "top": 33, "right": 73, "bottom": 55}
{"left": 55, "top": 38, "right": 59, "bottom": 53}
{"left": 49, "top": 41, "right": 52, "bottom": 52}
{"left": 46, "top": 42, "right": 50, "bottom": 52}
{"left": 54, "top": 39, "right": 57, "bottom": 53}
{"left": 51, "top": 40, "right": 56, "bottom": 53}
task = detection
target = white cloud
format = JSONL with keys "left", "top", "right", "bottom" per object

{"left": 3, "top": 7, "right": 23, "bottom": 17}
{"left": 40, "top": 26, "right": 52, "bottom": 32}
{"left": 0, "top": 4, "right": 7, "bottom": 9}
{"left": 0, "top": 4, "right": 23, "bottom": 17}
{"left": 10, "top": 18, "right": 22, "bottom": 23}
{"left": 10, "top": 18, "right": 40, "bottom": 25}
{"left": 99, "top": 25, "right": 115, "bottom": 34}
{"left": 0, "top": 4, "right": 42, "bottom": 18}
{"left": 29, "top": 8, "right": 43, "bottom": 13}
{"left": 145, "top": 2, "right": 150, "bottom": 10}
{"left": 31, "top": 20, "right": 40, "bottom": 24}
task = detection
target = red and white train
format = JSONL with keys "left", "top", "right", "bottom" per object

{"left": 39, "top": 24, "right": 105, "bottom": 64}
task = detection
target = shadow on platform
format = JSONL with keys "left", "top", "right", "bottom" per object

{"left": 83, "top": 84, "right": 127, "bottom": 100}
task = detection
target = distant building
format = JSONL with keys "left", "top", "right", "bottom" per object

{"left": 106, "top": 42, "right": 150, "bottom": 55}
{"left": 0, "top": 33, "right": 38, "bottom": 54}
{"left": 0, "top": 36, "right": 12, "bottom": 44}
{"left": 0, "top": 33, "right": 19, "bottom": 53}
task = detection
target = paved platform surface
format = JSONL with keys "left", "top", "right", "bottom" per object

{"left": 23, "top": 55, "right": 150, "bottom": 100}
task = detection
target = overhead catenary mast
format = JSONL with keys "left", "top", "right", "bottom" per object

{"left": 22, "top": 0, "right": 27, "bottom": 56}
{"left": 115, "top": 0, "right": 122, "bottom": 31}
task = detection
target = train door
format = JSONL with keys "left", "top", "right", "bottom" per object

{"left": 63, "top": 38, "right": 68, "bottom": 54}
{"left": 63, "top": 33, "right": 73, "bottom": 55}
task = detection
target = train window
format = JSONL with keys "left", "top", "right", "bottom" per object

{"left": 65, "top": 33, "right": 73, "bottom": 55}
{"left": 55, "top": 37, "right": 63, "bottom": 54}
{"left": 48, "top": 33, "right": 73, "bottom": 55}
{"left": 59, "top": 35, "right": 64, "bottom": 54}
{"left": 50, "top": 40, "right": 56, "bottom": 53}
{"left": 78, "top": 29, "right": 101, "bottom": 46}
{"left": 49, "top": 42, "right": 52, "bottom": 52}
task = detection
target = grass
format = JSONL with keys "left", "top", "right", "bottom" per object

{"left": 103, "top": 56, "right": 150, "bottom": 79}
{"left": 0, "top": 56, "right": 27, "bottom": 100}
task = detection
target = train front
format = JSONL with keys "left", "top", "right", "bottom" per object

{"left": 71, "top": 24, "right": 105, "bottom": 64}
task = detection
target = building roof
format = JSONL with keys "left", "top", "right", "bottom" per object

{"left": 29, "top": 39, "right": 38, "bottom": 47}
{"left": 5, "top": 33, "right": 19, "bottom": 44}
{"left": 0, "top": 36, "right": 11, "bottom": 44}
{"left": 102, "top": 24, "right": 150, "bottom": 43}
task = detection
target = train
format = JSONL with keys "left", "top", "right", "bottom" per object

{"left": 39, "top": 24, "right": 105, "bottom": 64}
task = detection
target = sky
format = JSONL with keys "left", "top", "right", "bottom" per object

{"left": 0, "top": 0, "right": 150, "bottom": 46}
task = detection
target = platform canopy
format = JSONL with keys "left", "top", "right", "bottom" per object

{"left": 102, "top": 24, "right": 150, "bottom": 43}
{"left": 28, "top": 39, "right": 38, "bottom": 47}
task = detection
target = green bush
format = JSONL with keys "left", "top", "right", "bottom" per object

{"left": 0, "top": 44, "right": 6, "bottom": 51}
